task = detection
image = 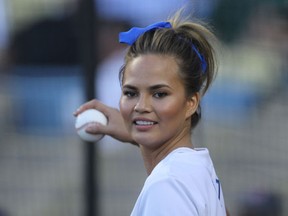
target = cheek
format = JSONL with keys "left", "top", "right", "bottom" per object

{"left": 119, "top": 97, "right": 133, "bottom": 121}
{"left": 158, "top": 101, "right": 187, "bottom": 122}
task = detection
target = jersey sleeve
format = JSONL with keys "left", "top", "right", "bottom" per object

{"left": 136, "top": 176, "right": 204, "bottom": 216}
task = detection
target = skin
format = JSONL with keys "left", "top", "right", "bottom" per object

{"left": 120, "top": 54, "right": 199, "bottom": 174}
{"left": 74, "top": 54, "right": 230, "bottom": 215}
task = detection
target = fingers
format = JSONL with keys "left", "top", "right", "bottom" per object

{"left": 73, "top": 99, "right": 134, "bottom": 143}
{"left": 73, "top": 99, "right": 109, "bottom": 116}
{"left": 85, "top": 122, "right": 109, "bottom": 135}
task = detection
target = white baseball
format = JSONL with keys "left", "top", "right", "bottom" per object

{"left": 75, "top": 109, "right": 108, "bottom": 142}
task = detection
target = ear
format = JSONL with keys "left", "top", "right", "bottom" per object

{"left": 185, "top": 93, "right": 200, "bottom": 119}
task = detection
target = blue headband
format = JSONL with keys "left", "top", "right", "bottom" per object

{"left": 119, "top": 21, "right": 172, "bottom": 45}
{"left": 192, "top": 45, "right": 207, "bottom": 72}
{"left": 119, "top": 21, "right": 207, "bottom": 72}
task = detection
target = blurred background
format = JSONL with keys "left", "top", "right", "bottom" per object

{"left": 0, "top": 0, "right": 287, "bottom": 215}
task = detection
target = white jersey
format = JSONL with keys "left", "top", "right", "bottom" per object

{"left": 131, "top": 147, "right": 226, "bottom": 216}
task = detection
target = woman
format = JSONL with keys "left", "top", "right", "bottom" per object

{"left": 74, "top": 12, "right": 227, "bottom": 216}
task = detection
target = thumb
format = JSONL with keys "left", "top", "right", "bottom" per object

{"left": 85, "top": 122, "right": 109, "bottom": 135}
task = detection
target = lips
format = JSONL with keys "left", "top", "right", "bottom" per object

{"left": 133, "top": 118, "right": 158, "bottom": 129}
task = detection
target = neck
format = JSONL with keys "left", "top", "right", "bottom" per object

{"left": 139, "top": 133, "right": 193, "bottom": 175}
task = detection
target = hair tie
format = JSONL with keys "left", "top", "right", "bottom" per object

{"left": 119, "top": 21, "right": 172, "bottom": 45}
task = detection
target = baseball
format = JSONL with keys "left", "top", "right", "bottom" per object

{"left": 75, "top": 109, "right": 108, "bottom": 142}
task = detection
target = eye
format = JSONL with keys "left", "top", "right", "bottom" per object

{"left": 154, "top": 92, "right": 168, "bottom": 98}
{"left": 123, "top": 90, "right": 137, "bottom": 98}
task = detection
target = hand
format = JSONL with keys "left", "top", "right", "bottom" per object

{"left": 74, "top": 99, "right": 136, "bottom": 144}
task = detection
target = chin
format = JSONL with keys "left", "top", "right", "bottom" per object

{"left": 133, "top": 135, "right": 163, "bottom": 150}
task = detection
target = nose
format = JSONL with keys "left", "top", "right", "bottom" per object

{"left": 134, "top": 95, "right": 151, "bottom": 113}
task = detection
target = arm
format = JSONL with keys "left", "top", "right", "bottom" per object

{"left": 74, "top": 99, "right": 138, "bottom": 145}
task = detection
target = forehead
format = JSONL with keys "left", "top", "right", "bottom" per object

{"left": 123, "top": 54, "right": 182, "bottom": 85}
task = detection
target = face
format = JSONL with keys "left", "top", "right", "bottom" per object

{"left": 119, "top": 54, "right": 198, "bottom": 149}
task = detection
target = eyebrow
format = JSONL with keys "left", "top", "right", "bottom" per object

{"left": 122, "top": 84, "right": 172, "bottom": 91}
{"left": 150, "top": 84, "right": 172, "bottom": 91}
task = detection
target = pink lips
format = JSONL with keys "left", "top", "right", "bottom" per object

{"left": 133, "top": 118, "right": 157, "bottom": 131}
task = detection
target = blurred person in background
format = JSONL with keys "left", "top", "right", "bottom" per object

{"left": 95, "top": 19, "right": 131, "bottom": 109}
{"left": 75, "top": 10, "right": 228, "bottom": 215}
{"left": 6, "top": 1, "right": 132, "bottom": 134}
{"left": 202, "top": 2, "right": 288, "bottom": 124}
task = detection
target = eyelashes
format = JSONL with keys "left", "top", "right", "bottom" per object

{"left": 122, "top": 90, "right": 169, "bottom": 99}
{"left": 153, "top": 92, "right": 168, "bottom": 98}
{"left": 123, "top": 90, "right": 137, "bottom": 98}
